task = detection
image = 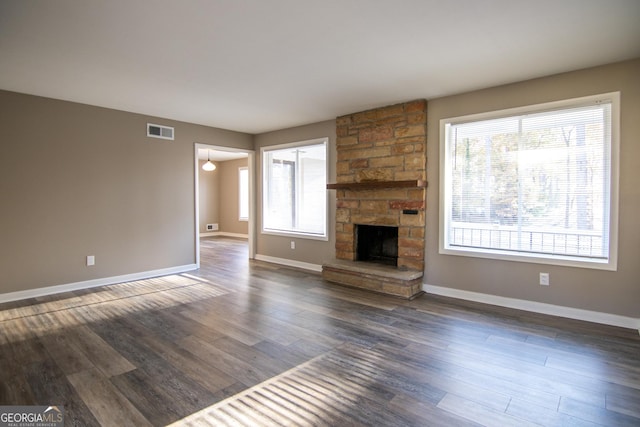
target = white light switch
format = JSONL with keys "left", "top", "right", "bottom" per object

{"left": 87, "top": 255, "right": 95, "bottom": 266}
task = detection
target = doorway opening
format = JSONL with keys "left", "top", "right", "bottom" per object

{"left": 194, "top": 143, "right": 255, "bottom": 267}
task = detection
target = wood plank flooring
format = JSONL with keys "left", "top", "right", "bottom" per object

{"left": 0, "top": 236, "right": 638, "bottom": 426}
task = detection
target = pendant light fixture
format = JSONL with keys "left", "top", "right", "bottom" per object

{"left": 202, "top": 151, "right": 216, "bottom": 171}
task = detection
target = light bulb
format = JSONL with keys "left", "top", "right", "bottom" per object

{"left": 202, "top": 161, "right": 216, "bottom": 171}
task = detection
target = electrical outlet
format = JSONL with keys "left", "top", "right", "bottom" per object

{"left": 290, "top": 241, "right": 295, "bottom": 250}
{"left": 87, "top": 255, "right": 95, "bottom": 266}
{"left": 539, "top": 272, "right": 549, "bottom": 286}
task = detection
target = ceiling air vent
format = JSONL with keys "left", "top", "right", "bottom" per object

{"left": 147, "top": 123, "right": 174, "bottom": 140}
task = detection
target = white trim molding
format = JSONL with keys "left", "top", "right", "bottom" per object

{"left": 0, "top": 264, "right": 198, "bottom": 304}
{"left": 423, "top": 283, "right": 640, "bottom": 332}
{"left": 255, "top": 254, "right": 322, "bottom": 272}
{"left": 200, "top": 232, "right": 249, "bottom": 239}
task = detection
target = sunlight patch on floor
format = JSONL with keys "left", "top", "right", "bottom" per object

{"left": 0, "top": 275, "right": 229, "bottom": 344}
{"left": 168, "top": 344, "right": 387, "bottom": 427}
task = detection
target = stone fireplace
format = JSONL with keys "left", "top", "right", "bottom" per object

{"left": 322, "top": 100, "right": 427, "bottom": 299}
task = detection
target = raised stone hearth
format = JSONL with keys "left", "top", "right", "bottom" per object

{"left": 323, "top": 100, "right": 427, "bottom": 299}
{"left": 323, "top": 259, "right": 424, "bottom": 299}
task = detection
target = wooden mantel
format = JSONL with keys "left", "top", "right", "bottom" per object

{"left": 326, "top": 180, "right": 427, "bottom": 190}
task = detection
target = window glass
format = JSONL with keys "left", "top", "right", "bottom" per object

{"left": 262, "top": 138, "right": 327, "bottom": 239}
{"left": 239, "top": 167, "right": 248, "bottom": 221}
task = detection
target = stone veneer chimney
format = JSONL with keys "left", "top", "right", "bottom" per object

{"left": 323, "top": 100, "right": 427, "bottom": 299}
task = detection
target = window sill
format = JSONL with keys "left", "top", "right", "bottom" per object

{"left": 439, "top": 245, "right": 617, "bottom": 271}
{"left": 262, "top": 229, "right": 328, "bottom": 241}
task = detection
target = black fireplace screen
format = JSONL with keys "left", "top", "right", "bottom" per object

{"left": 356, "top": 225, "right": 398, "bottom": 266}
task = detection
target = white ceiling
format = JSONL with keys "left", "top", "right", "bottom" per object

{"left": 1, "top": 1, "right": 638, "bottom": 134}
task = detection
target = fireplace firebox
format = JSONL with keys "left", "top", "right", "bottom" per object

{"left": 356, "top": 225, "right": 398, "bottom": 266}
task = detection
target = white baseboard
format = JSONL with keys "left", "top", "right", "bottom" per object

{"left": 200, "top": 232, "right": 248, "bottom": 239}
{"left": 0, "top": 264, "right": 198, "bottom": 304}
{"left": 254, "top": 254, "right": 322, "bottom": 272}
{"left": 423, "top": 283, "right": 640, "bottom": 332}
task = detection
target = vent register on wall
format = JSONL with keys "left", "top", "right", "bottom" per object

{"left": 147, "top": 123, "right": 174, "bottom": 140}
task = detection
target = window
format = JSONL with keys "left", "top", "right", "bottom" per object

{"left": 239, "top": 167, "right": 249, "bottom": 221}
{"left": 262, "top": 138, "right": 328, "bottom": 239}
{"left": 440, "top": 93, "right": 619, "bottom": 270}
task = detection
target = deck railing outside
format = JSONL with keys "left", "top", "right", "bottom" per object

{"left": 449, "top": 222, "right": 605, "bottom": 258}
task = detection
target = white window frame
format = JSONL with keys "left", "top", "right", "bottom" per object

{"left": 239, "top": 167, "right": 249, "bottom": 221}
{"left": 261, "top": 137, "right": 329, "bottom": 240}
{"left": 439, "top": 93, "right": 620, "bottom": 270}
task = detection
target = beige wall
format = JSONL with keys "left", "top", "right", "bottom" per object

{"left": 254, "top": 120, "right": 336, "bottom": 266}
{"left": 198, "top": 159, "right": 220, "bottom": 233}
{"left": 425, "top": 59, "right": 640, "bottom": 318}
{"left": 218, "top": 158, "right": 249, "bottom": 235}
{"left": 3, "top": 58, "right": 637, "bottom": 319}
{"left": 0, "top": 90, "right": 252, "bottom": 295}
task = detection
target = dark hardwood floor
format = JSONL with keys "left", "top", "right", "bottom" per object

{"left": 1, "top": 236, "right": 639, "bottom": 426}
